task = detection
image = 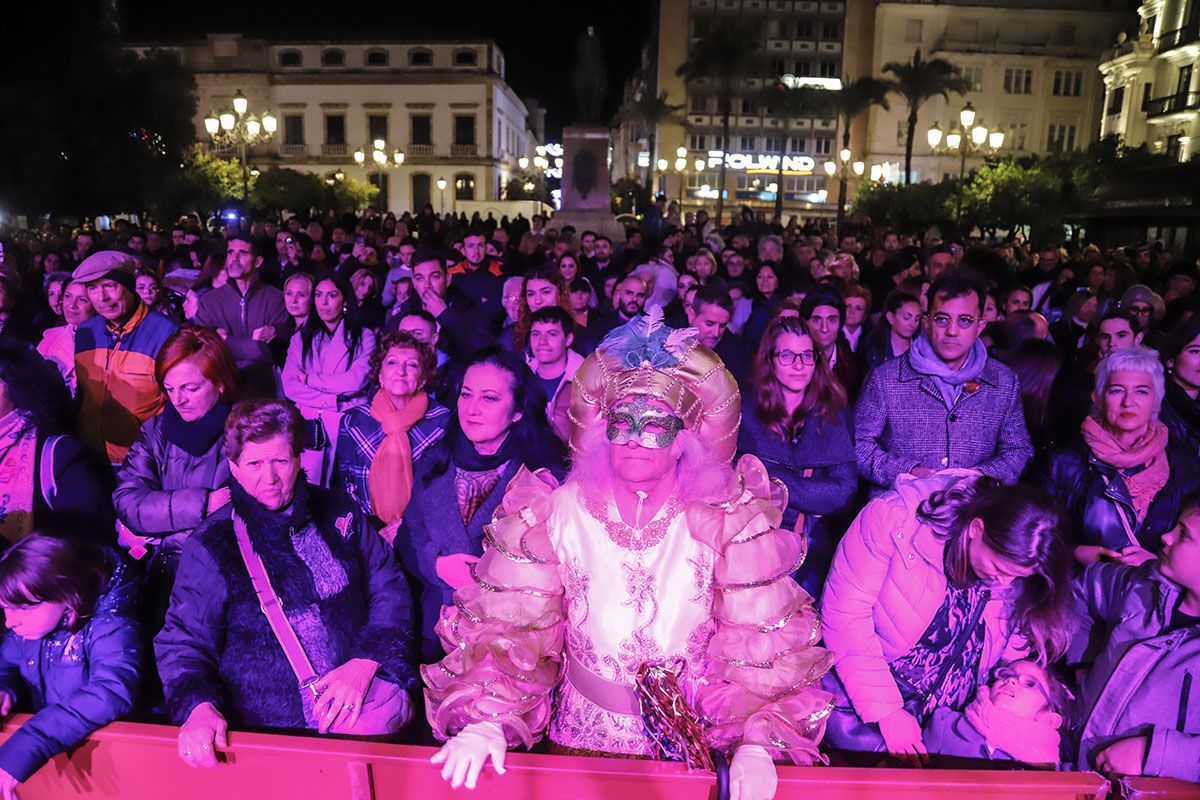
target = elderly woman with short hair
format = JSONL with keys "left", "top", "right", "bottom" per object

{"left": 156, "top": 399, "right": 416, "bottom": 767}
{"left": 335, "top": 331, "right": 450, "bottom": 544}
{"left": 1046, "top": 346, "right": 1200, "bottom": 565}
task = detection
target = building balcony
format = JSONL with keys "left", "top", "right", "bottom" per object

{"left": 408, "top": 144, "right": 435, "bottom": 158}
{"left": 279, "top": 143, "right": 309, "bottom": 158}
{"left": 321, "top": 143, "right": 348, "bottom": 158}
{"left": 450, "top": 143, "right": 478, "bottom": 157}
{"left": 1145, "top": 91, "right": 1200, "bottom": 119}
{"left": 1158, "top": 21, "right": 1200, "bottom": 53}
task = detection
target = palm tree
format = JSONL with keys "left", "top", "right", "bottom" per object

{"left": 829, "top": 76, "right": 891, "bottom": 152}
{"left": 759, "top": 83, "right": 825, "bottom": 222}
{"left": 614, "top": 91, "right": 685, "bottom": 191}
{"left": 883, "top": 49, "right": 971, "bottom": 185}
{"left": 676, "top": 28, "right": 760, "bottom": 227}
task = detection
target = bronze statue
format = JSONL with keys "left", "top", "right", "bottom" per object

{"left": 573, "top": 25, "right": 607, "bottom": 124}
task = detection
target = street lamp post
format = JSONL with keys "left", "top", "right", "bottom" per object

{"left": 927, "top": 102, "right": 1005, "bottom": 223}
{"left": 203, "top": 89, "right": 277, "bottom": 201}
{"left": 823, "top": 149, "right": 866, "bottom": 235}
{"left": 436, "top": 177, "right": 447, "bottom": 215}
{"left": 354, "top": 138, "right": 405, "bottom": 170}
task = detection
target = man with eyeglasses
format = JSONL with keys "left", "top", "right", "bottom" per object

{"left": 855, "top": 269, "right": 1032, "bottom": 494}
{"left": 1119, "top": 284, "right": 1165, "bottom": 350}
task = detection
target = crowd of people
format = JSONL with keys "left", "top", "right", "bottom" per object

{"left": 0, "top": 199, "right": 1197, "bottom": 797}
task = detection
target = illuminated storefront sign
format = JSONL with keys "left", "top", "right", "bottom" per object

{"left": 706, "top": 151, "right": 815, "bottom": 174}
{"left": 637, "top": 151, "right": 816, "bottom": 175}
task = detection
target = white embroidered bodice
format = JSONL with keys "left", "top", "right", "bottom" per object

{"left": 546, "top": 482, "right": 716, "bottom": 755}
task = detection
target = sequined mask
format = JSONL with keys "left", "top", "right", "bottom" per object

{"left": 605, "top": 395, "right": 684, "bottom": 449}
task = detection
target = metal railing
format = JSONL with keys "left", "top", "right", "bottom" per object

{"left": 1159, "top": 20, "right": 1200, "bottom": 52}
{"left": 1145, "top": 91, "right": 1200, "bottom": 118}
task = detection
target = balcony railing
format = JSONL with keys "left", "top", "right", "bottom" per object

{"left": 320, "top": 143, "right": 348, "bottom": 157}
{"left": 408, "top": 143, "right": 435, "bottom": 158}
{"left": 279, "top": 143, "right": 309, "bottom": 158}
{"left": 1145, "top": 91, "right": 1200, "bottom": 118}
{"left": 450, "top": 143, "right": 478, "bottom": 157}
{"left": 1159, "top": 20, "right": 1200, "bottom": 52}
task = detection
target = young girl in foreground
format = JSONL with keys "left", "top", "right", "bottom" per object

{"left": 0, "top": 535, "right": 141, "bottom": 797}
{"left": 923, "top": 659, "right": 1067, "bottom": 768}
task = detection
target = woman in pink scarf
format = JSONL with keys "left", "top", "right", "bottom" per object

{"left": 1046, "top": 346, "right": 1200, "bottom": 565}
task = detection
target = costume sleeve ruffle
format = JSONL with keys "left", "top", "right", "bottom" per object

{"left": 689, "top": 455, "right": 835, "bottom": 765}
{"left": 421, "top": 466, "right": 566, "bottom": 748}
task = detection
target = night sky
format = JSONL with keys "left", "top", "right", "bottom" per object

{"left": 119, "top": 0, "right": 657, "bottom": 138}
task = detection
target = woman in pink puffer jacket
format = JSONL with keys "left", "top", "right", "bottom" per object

{"left": 819, "top": 471, "right": 1072, "bottom": 766}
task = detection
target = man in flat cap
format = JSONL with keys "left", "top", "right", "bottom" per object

{"left": 73, "top": 251, "right": 178, "bottom": 464}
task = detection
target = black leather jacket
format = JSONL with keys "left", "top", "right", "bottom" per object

{"left": 1045, "top": 434, "right": 1200, "bottom": 552}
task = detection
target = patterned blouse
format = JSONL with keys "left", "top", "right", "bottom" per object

{"left": 889, "top": 582, "right": 991, "bottom": 723}
{"left": 453, "top": 463, "right": 510, "bottom": 526}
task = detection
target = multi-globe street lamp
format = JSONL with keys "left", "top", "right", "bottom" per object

{"left": 354, "top": 138, "right": 405, "bottom": 169}
{"left": 823, "top": 148, "right": 866, "bottom": 234}
{"left": 203, "top": 89, "right": 276, "bottom": 200}
{"left": 927, "top": 101, "right": 1005, "bottom": 221}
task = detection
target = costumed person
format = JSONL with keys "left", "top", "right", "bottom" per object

{"left": 424, "top": 309, "right": 834, "bottom": 800}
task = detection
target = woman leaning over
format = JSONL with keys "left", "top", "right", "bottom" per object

{"left": 737, "top": 316, "right": 856, "bottom": 599}
{"left": 821, "top": 472, "right": 1072, "bottom": 767}
{"left": 1046, "top": 346, "right": 1200, "bottom": 566}
{"left": 156, "top": 399, "right": 416, "bottom": 767}
{"left": 113, "top": 326, "right": 238, "bottom": 620}
{"left": 336, "top": 331, "right": 450, "bottom": 545}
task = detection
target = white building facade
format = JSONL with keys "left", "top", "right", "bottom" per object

{"left": 1099, "top": 0, "right": 1200, "bottom": 161}
{"left": 133, "top": 33, "right": 537, "bottom": 215}
{"left": 865, "top": 1, "right": 1131, "bottom": 184}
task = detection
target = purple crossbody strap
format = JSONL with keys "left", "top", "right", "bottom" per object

{"left": 232, "top": 513, "right": 320, "bottom": 688}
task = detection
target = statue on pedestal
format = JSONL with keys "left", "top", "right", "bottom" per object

{"left": 573, "top": 26, "right": 607, "bottom": 125}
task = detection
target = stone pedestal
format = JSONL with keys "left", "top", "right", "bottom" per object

{"left": 551, "top": 125, "right": 626, "bottom": 240}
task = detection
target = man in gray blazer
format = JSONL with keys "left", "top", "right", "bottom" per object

{"left": 855, "top": 269, "right": 1033, "bottom": 493}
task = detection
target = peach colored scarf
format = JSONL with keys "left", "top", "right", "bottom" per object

{"left": 367, "top": 392, "right": 428, "bottom": 523}
{"left": 1081, "top": 416, "right": 1170, "bottom": 523}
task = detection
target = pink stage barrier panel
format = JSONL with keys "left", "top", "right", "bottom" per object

{"left": 0, "top": 715, "right": 1187, "bottom": 800}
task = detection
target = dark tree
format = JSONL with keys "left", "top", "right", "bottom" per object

{"left": 0, "top": 3, "right": 197, "bottom": 219}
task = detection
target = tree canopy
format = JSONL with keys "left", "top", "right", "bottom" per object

{"left": 0, "top": 4, "right": 197, "bottom": 218}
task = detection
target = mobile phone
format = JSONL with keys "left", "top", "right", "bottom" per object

{"left": 356, "top": 236, "right": 365, "bottom": 246}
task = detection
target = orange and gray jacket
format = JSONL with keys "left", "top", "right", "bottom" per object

{"left": 74, "top": 304, "right": 178, "bottom": 463}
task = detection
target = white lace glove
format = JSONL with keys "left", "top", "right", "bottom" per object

{"left": 429, "top": 720, "right": 508, "bottom": 789}
{"left": 729, "top": 745, "right": 778, "bottom": 800}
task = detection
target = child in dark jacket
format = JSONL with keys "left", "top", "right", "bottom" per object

{"left": 0, "top": 536, "right": 141, "bottom": 795}
{"left": 923, "top": 659, "right": 1066, "bottom": 769}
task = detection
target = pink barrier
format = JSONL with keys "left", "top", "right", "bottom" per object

{"left": 0, "top": 715, "right": 1114, "bottom": 799}
{"left": 1121, "top": 778, "right": 1200, "bottom": 800}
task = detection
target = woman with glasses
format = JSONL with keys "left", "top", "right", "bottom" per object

{"left": 737, "top": 316, "right": 855, "bottom": 598}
